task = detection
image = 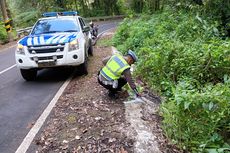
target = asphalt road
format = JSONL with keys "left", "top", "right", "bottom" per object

{"left": 0, "top": 21, "right": 119, "bottom": 153}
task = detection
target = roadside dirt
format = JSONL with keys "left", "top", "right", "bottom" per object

{"left": 0, "top": 40, "right": 17, "bottom": 52}
{"left": 34, "top": 30, "right": 182, "bottom": 153}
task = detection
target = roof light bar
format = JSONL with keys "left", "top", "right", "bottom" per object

{"left": 62, "top": 11, "right": 78, "bottom": 16}
{"left": 42, "top": 11, "right": 78, "bottom": 17}
{"left": 43, "top": 12, "right": 57, "bottom": 17}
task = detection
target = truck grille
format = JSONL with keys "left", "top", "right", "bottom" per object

{"left": 31, "top": 55, "right": 63, "bottom": 61}
{"left": 28, "top": 44, "right": 65, "bottom": 54}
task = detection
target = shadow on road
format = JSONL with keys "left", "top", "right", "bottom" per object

{"left": 34, "top": 67, "right": 83, "bottom": 82}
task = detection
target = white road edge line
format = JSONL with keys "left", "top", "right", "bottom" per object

{"left": 15, "top": 75, "right": 73, "bottom": 153}
{"left": 15, "top": 28, "right": 114, "bottom": 153}
{"left": 0, "top": 64, "right": 17, "bottom": 75}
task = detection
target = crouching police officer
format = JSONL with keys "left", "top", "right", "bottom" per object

{"left": 98, "top": 50, "right": 140, "bottom": 98}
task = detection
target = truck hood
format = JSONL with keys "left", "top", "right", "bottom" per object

{"left": 18, "top": 33, "right": 79, "bottom": 46}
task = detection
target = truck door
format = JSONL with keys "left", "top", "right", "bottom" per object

{"left": 79, "top": 18, "right": 89, "bottom": 50}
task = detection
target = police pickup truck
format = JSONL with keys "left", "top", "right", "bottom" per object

{"left": 15, "top": 11, "right": 93, "bottom": 81}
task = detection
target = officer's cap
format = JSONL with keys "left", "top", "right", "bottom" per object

{"left": 127, "top": 50, "right": 138, "bottom": 62}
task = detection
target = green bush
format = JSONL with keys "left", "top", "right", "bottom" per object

{"left": 113, "top": 9, "right": 230, "bottom": 152}
{"left": 113, "top": 10, "right": 230, "bottom": 95}
{"left": 14, "top": 10, "right": 40, "bottom": 28}
{"left": 161, "top": 77, "right": 230, "bottom": 152}
{"left": 0, "top": 22, "right": 8, "bottom": 43}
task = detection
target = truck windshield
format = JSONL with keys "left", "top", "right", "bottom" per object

{"left": 31, "top": 18, "right": 80, "bottom": 35}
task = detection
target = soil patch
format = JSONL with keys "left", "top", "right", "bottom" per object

{"left": 0, "top": 41, "right": 17, "bottom": 52}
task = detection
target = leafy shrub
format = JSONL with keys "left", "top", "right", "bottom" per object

{"left": 14, "top": 10, "right": 40, "bottom": 28}
{"left": 113, "top": 10, "right": 230, "bottom": 94}
{"left": 113, "top": 9, "right": 230, "bottom": 151}
{"left": 0, "top": 22, "right": 8, "bottom": 43}
{"left": 161, "top": 77, "right": 230, "bottom": 152}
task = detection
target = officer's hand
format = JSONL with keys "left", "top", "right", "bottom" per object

{"left": 135, "top": 92, "right": 141, "bottom": 97}
{"left": 133, "top": 88, "right": 141, "bottom": 97}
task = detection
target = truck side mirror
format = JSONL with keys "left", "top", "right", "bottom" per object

{"left": 83, "top": 26, "right": 90, "bottom": 33}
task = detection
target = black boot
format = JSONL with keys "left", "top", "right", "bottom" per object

{"left": 108, "top": 91, "right": 118, "bottom": 99}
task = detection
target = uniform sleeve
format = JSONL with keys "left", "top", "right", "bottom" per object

{"left": 123, "top": 68, "right": 137, "bottom": 90}
{"left": 102, "top": 56, "right": 111, "bottom": 65}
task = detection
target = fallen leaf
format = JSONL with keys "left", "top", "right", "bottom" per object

{"left": 82, "top": 129, "right": 88, "bottom": 134}
{"left": 60, "top": 144, "right": 68, "bottom": 150}
{"left": 75, "top": 135, "right": 81, "bottom": 140}
{"left": 95, "top": 117, "right": 102, "bottom": 121}
{"left": 26, "top": 122, "right": 35, "bottom": 129}
{"left": 63, "top": 140, "right": 69, "bottom": 144}
{"left": 119, "top": 147, "right": 128, "bottom": 153}
{"left": 109, "top": 138, "right": 116, "bottom": 143}
{"left": 70, "top": 127, "right": 78, "bottom": 131}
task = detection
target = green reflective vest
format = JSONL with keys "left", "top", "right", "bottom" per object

{"left": 100, "top": 54, "right": 130, "bottom": 80}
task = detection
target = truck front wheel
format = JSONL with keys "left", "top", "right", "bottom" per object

{"left": 88, "top": 40, "right": 93, "bottom": 56}
{"left": 79, "top": 54, "right": 88, "bottom": 75}
{"left": 20, "top": 69, "right": 37, "bottom": 81}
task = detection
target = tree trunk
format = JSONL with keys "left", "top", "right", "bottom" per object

{"left": 0, "top": 0, "right": 13, "bottom": 41}
{"left": 5, "top": 0, "right": 14, "bottom": 27}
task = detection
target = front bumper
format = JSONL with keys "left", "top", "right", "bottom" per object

{"left": 15, "top": 44, "right": 85, "bottom": 69}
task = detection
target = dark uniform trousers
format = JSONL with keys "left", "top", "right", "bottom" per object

{"left": 97, "top": 73, "right": 127, "bottom": 94}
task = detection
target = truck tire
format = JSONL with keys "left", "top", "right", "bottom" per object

{"left": 20, "top": 69, "right": 37, "bottom": 81}
{"left": 79, "top": 54, "right": 88, "bottom": 75}
{"left": 92, "top": 38, "right": 97, "bottom": 46}
{"left": 88, "top": 41, "right": 93, "bottom": 56}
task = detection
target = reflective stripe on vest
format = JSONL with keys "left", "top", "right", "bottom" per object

{"left": 100, "top": 54, "right": 130, "bottom": 80}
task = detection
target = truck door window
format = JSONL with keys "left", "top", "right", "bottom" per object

{"left": 78, "top": 18, "right": 85, "bottom": 30}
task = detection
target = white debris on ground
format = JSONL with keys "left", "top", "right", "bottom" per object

{"left": 124, "top": 97, "right": 162, "bottom": 153}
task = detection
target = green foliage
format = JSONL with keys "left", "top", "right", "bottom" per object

{"left": 14, "top": 10, "right": 40, "bottom": 27}
{"left": 7, "top": 0, "right": 122, "bottom": 28}
{"left": 4, "top": 0, "right": 230, "bottom": 33}
{"left": 113, "top": 8, "right": 230, "bottom": 151}
{"left": 165, "top": 0, "right": 230, "bottom": 36}
{"left": 0, "top": 22, "right": 7, "bottom": 43}
{"left": 161, "top": 78, "right": 230, "bottom": 152}
{"left": 97, "top": 38, "right": 113, "bottom": 47}
{"left": 113, "top": 10, "right": 230, "bottom": 93}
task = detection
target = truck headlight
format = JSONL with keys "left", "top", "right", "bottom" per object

{"left": 69, "top": 39, "right": 79, "bottom": 51}
{"left": 16, "top": 44, "right": 25, "bottom": 55}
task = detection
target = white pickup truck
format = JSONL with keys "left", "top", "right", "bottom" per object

{"left": 15, "top": 12, "right": 93, "bottom": 81}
